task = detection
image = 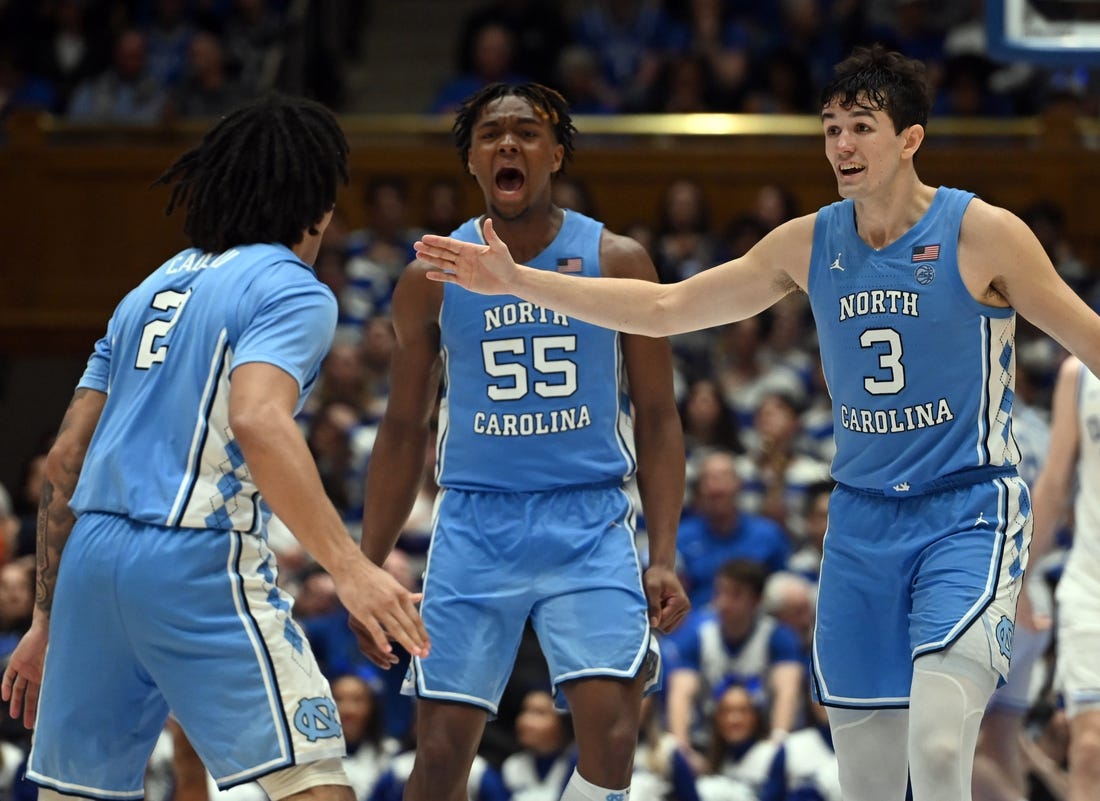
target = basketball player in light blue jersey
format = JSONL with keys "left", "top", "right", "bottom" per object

{"left": 352, "top": 83, "right": 690, "bottom": 801}
{"left": 1023, "top": 355, "right": 1100, "bottom": 801}
{"left": 0, "top": 95, "right": 428, "bottom": 801}
{"left": 413, "top": 46, "right": 1100, "bottom": 801}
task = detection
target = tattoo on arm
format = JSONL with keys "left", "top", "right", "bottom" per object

{"left": 35, "top": 388, "right": 95, "bottom": 615}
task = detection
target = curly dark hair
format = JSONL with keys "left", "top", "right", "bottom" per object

{"left": 820, "top": 44, "right": 932, "bottom": 134}
{"left": 154, "top": 93, "right": 350, "bottom": 253}
{"left": 451, "top": 82, "right": 576, "bottom": 173}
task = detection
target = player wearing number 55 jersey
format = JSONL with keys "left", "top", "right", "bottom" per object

{"left": 354, "top": 83, "right": 690, "bottom": 801}
{"left": 1, "top": 95, "right": 428, "bottom": 801}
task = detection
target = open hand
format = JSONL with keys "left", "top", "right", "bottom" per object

{"left": 1, "top": 621, "right": 48, "bottom": 729}
{"left": 338, "top": 562, "right": 429, "bottom": 669}
{"left": 415, "top": 218, "right": 518, "bottom": 295}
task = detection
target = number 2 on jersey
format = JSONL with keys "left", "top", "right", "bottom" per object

{"left": 136, "top": 288, "right": 193, "bottom": 369}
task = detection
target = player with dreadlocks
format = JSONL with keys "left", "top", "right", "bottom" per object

{"left": 352, "top": 81, "right": 690, "bottom": 801}
{"left": 1, "top": 93, "right": 428, "bottom": 801}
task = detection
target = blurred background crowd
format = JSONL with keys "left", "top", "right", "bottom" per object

{"left": 1, "top": 1, "right": 1098, "bottom": 800}
{"left": 1, "top": 0, "right": 1099, "bottom": 124}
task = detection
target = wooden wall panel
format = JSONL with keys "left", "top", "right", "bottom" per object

{"left": 3, "top": 113, "right": 1100, "bottom": 356}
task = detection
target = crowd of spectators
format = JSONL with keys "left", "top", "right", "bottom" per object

{"left": 441, "top": 0, "right": 1099, "bottom": 118}
{"left": 0, "top": 0, "right": 365, "bottom": 124}
{"left": 1, "top": 0, "right": 1099, "bottom": 124}
{"left": 1, "top": 169, "right": 1094, "bottom": 799}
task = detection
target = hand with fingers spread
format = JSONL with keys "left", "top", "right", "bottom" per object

{"left": 416, "top": 218, "right": 519, "bottom": 295}
{"left": 337, "top": 560, "right": 428, "bottom": 669}
{"left": 1, "top": 618, "right": 48, "bottom": 729}
{"left": 643, "top": 565, "right": 691, "bottom": 634}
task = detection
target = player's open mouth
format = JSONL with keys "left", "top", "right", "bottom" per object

{"left": 495, "top": 167, "right": 525, "bottom": 191}
{"left": 839, "top": 164, "right": 865, "bottom": 176}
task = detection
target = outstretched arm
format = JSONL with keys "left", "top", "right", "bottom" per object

{"left": 354, "top": 264, "right": 444, "bottom": 665}
{"left": 230, "top": 361, "right": 429, "bottom": 665}
{"left": 967, "top": 201, "right": 1100, "bottom": 378}
{"left": 1, "top": 386, "right": 106, "bottom": 727}
{"left": 603, "top": 231, "right": 691, "bottom": 633}
{"left": 415, "top": 217, "right": 808, "bottom": 337}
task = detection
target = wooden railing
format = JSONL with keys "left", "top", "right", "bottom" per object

{"left": 2, "top": 107, "right": 1098, "bottom": 356}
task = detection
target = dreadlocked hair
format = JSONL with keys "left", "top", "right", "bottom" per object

{"left": 452, "top": 82, "right": 576, "bottom": 172}
{"left": 154, "top": 93, "right": 350, "bottom": 253}
{"left": 821, "top": 44, "right": 932, "bottom": 134}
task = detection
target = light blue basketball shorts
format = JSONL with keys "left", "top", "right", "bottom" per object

{"left": 28, "top": 512, "right": 345, "bottom": 799}
{"left": 811, "top": 474, "right": 1031, "bottom": 708}
{"left": 403, "top": 485, "right": 659, "bottom": 714}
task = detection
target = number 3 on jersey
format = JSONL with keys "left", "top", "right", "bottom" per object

{"left": 136, "top": 288, "right": 193, "bottom": 369}
{"left": 482, "top": 335, "right": 578, "bottom": 400}
{"left": 860, "top": 327, "right": 905, "bottom": 395}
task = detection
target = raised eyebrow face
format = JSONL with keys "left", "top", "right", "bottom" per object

{"left": 821, "top": 105, "right": 880, "bottom": 123}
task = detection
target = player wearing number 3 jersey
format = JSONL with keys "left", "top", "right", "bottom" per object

{"left": 0, "top": 95, "right": 428, "bottom": 801}
{"left": 412, "top": 47, "right": 1100, "bottom": 801}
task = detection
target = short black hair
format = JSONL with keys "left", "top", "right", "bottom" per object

{"left": 716, "top": 558, "right": 769, "bottom": 598}
{"left": 821, "top": 44, "right": 932, "bottom": 134}
{"left": 451, "top": 82, "right": 576, "bottom": 172}
{"left": 154, "top": 93, "right": 350, "bottom": 253}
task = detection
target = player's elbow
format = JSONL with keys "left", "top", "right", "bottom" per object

{"left": 228, "top": 400, "right": 288, "bottom": 448}
{"left": 644, "top": 286, "right": 682, "bottom": 337}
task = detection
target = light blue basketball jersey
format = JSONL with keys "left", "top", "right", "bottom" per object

{"left": 808, "top": 187, "right": 1019, "bottom": 494}
{"left": 70, "top": 244, "right": 337, "bottom": 531}
{"left": 435, "top": 211, "right": 636, "bottom": 492}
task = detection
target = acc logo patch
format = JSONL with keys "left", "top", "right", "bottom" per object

{"left": 294, "top": 697, "right": 342, "bottom": 742}
{"left": 914, "top": 264, "right": 936, "bottom": 285}
{"left": 996, "top": 615, "right": 1014, "bottom": 659}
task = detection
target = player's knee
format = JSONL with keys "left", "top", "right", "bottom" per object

{"left": 257, "top": 758, "right": 352, "bottom": 801}
{"left": 412, "top": 729, "right": 475, "bottom": 776}
{"left": 914, "top": 727, "right": 963, "bottom": 771}
{"left": 603, "top": 714, "right": 640, "bottom": 763}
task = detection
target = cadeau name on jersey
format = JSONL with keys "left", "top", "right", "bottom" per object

{"left": 836, "top": 288, "right": 956, "bottom": 434}
{"left": 475, "top": 300, "right": 592, "bottom": 438}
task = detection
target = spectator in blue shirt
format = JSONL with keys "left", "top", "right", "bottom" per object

{"left": 677, "top": 450, "right": 790, "bottom": 609}
{"left": 663, "top": 559, "right": 805, "bottom": 769}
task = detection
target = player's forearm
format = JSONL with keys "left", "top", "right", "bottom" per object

{"left": 35, "top": 388, "right": 104, "bottom": 619}
{"left": 234, "top": 414, "right": 362, "bottom": 577}
{"left": 513, "top": 265, "right": 675, "bottom": 337}
{"left": 35, "top": 474, "right": 77, "bottom": 619}
{"left": 634, "top": 419, "right": 686, "bottom": 570}
{"left": 1028, "top": 472, "right": 1072, "bottom": 569}
{"left": 359, "top": 421, "right": 432, "bottom": 565}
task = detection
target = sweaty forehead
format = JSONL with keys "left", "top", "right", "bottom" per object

{"left": 823, "top": 90, "right": 885, "bottom": 115}
{"left": 478, "top": 95, "right": 551, "bottom": 126}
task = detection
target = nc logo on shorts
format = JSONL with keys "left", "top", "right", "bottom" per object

{"left": 294, "top": 697, "right": 342, "bottom": 742}
{"left": 996, "top": 615, "right": 1014, "bottom": 659}
{"left": 605, "top": 794, "right": 626, "bottom": 801}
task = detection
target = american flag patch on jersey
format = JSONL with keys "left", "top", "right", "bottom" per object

{"left": 557, "top": 257, "right": 583, "bottom": 272}
{"left": 912, "top": 244, "right": 940, "bottom": 262}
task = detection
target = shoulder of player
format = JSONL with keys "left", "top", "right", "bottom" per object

{"left": 391, "top": 258, "right": 443, "bottom": 318}
{"left": 598, "top": 227, "right": 659, "bottom": 281}
{"left": 750, "top": 212, "right": 817, "bottom": 289}
{"left": 959, "top": 197, "right": 1031, "bottom": 249}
